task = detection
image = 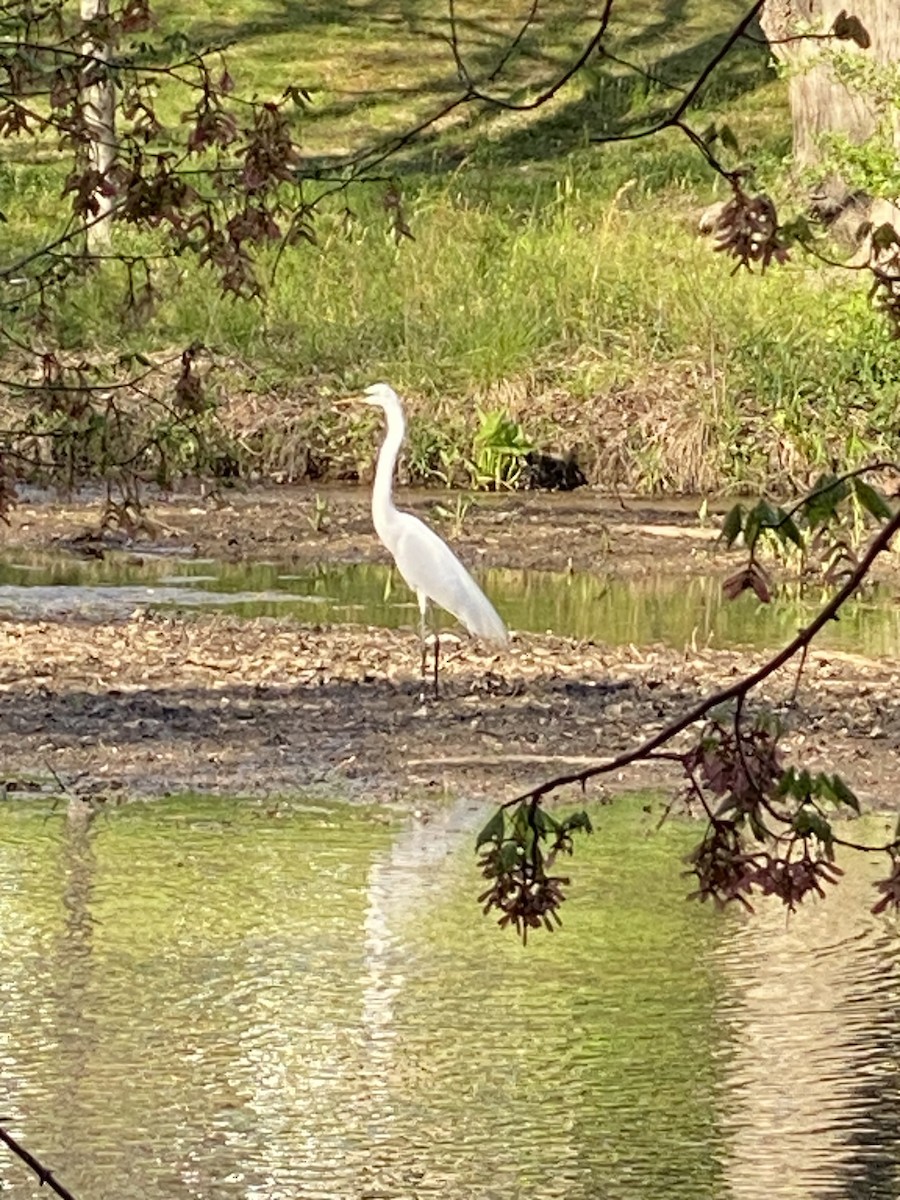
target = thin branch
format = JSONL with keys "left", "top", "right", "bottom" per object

{"left": 335, "top": 0, "right": 615, "bottom": 183}
{"left": 0, "top": 1125, "right": 78, "bottom": 1200}
{"left": 0, "top": 351, "right": 182, "bottom": 394}
{"left": 742, "top": 30, "right": 836, "bottom": 46}
{"left": 597, "top": 46, "right": 688, "bottom": 94}
{"left": 788, "top": 639, "right": 809, "bottom": 705}
{"left": 673, "top": 116, "right": 735, "bottom": 179}
{"left": 779, "top": 460, "right": 900, "bottom": 525}
{"left": 446, "top": 0, "right": 469, "bottom": 85}
{"left": 731, "top": 691, "right": 763, "bottom": 808}
{"left": 507, "top": 505, "right": 900, "bottom": 808}
{"left": 590, "top": 0, "right": 765, "bottom": 177}
{"left": 465, "top": 0, "right": 616, "bottom": 112}
{"left": 487, "top": 0, "right": 541, "bottom": 83}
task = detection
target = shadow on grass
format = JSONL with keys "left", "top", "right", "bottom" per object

{"left": 178, "top": 0, "right": 774, "bottom": 180}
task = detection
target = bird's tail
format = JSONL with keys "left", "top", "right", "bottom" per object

{"left": 469, "top": 600, "right": 509, "bottom": 648}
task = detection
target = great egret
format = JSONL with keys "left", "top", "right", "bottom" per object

{"left": 350, "top": 382, "right": 508, "bottom": 697}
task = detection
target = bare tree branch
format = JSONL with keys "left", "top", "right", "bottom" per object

{"left": 591, "top": 0, "right": 765, "bottom": 180}
{"left": 507, "top": 502, "right": 900, "bottom": 809}
{"left": 0, "top": 1125, "right": 79, "bottom": 1200}
{"left": 486, "top": 0, "right": 541, "bottom": 83}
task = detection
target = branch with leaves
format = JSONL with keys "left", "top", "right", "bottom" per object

{"left": 0, "top": 0, "right": 897, "bottom": 515}
{"left": 477, "top": 469, "right": 900, "bottom": 941}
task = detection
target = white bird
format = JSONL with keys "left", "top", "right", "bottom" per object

{"left": 351, "top": 382, "right": 508, "bottom": 697}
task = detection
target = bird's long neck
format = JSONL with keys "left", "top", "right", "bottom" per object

{"left": 372, "top": 401, "right": 405, "bottom": 539}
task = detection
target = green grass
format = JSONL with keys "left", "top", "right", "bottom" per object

{"left": 2, "top": 0, "right": 898, "bottom": 495}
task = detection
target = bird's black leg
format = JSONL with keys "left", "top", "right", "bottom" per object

{"left": 432, "top": 629, "right": 440, "bottom": 700}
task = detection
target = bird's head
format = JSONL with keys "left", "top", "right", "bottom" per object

{"left": 360, "top": 382, "right": 400, "bottom": 410}
{"left": 335, "top": 383, "right": 403, "bottom": 423}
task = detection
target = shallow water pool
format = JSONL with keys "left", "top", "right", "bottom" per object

{"left": 0, "top": 553, "right": 898, "bottom": 656}
{"left": 2, "top": 796, "right": 899, "bottom": 1199}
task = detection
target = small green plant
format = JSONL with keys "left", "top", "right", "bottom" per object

{"left": 307, "top": 493, "right": 330, "bottom": 533}
{"left": 403, "top": 415, "right": 463, "bottom": 485}
{"left": 432, "top": 494, "right": 472, "bottom": 538}
{"left": 470, "top": 409, "right": 532, "bottom": 491}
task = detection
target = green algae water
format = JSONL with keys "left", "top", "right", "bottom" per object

{"left": 0, "top": 553, "right": 898, "bottom": 655}
{"left": 2, "top": 796, "right": 900, "bottom": 1200}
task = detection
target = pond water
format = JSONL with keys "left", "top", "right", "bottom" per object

{"left": 1, "top": 553, "right": 899, "bottom": 655}
{"left": 2, "top": 796, "right": 900, "bottom": 1200}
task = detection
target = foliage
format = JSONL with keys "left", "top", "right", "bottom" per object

{"left": 431, "top": 493, "right": 473, "bottom": 538}
{"left": 683, "top": 711, "right": 852, "bottom": 911}
{"left": 0, "top": 0, "right": 898, "bottom": 504}
{"left": 478, "top": 466, "right": 900, "bottom": 941}
{"left": 719, "top": 468, "right": 895, "bottom": 590}
{"left": 2, "top": 343, "right": 241, "bottom": 511}
{"left": 0, "top": 0, "right": 321, "bottom": 508}
{"left": 470, "top": 408, "right": 532, "bottom": 490}
{"left": 819, "top": 55, "right": 900, "bottom": 198}
{"left": 476, "top": 803, "right": 593, "bottom": 942}
{"left": 0, "top": 0, "right": 314, "bottom": 298}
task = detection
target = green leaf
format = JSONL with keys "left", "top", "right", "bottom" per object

{"left": 511, "top": 803, "right": 531, "bottom": 841}
{"left": 718, "top": 124, "right": 740, "bottom": 155}
{"left": 774, "top": 507, "right": 804, "bottom": 549}
{"left": 755, "top": 499, "right": 780, "bottom": 528}
{"left": 779, "top": 214, "right": 815, "bottom": 246}
{"left": 498, "top": 842, "right": 521, "bottom": 872}
{"left": 803, "top": 473, "right": 849, "bottom": 527}
{"left": 699, "top": 122, "right": 718, "bottom": 146}
{"left": 795, "top": 768, "right": 814, "bottom": 797}
{"left": 792, "top": 808, "right": 833, "bottom": 844}
{"left": 853, "top": 477, "right": 893, "bottom": 522}
{"left": 721, "top": 503, "right": 744, "bottom": 548}
{"left": 814, "top": 772, "right": 836, "bottom": 802}
{"left": 534, "top": 807, "right": 561, "bottom": 837}
{"left": 742, "top": 507, "right": 761, "bottom": 552}
{"left": 748, "top": 809, "right": 769, "bottom": 843}
{"left": 475, "top": 809, "right": 505, "bottom": 849}
{"left": 830, "top": 774, "right": 861, "bottom": 813}
{"left": 777, "top": 766, "right": 799, "bottom": 797}
{"left": 562, "top": 810, "right": 594, "bottom": 836}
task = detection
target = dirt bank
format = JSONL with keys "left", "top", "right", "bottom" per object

{"left": 0, "top": 486, "right": 898, "bottom": 813}
{"left": 4, "top": 484, "right": 726, "bottom": 576}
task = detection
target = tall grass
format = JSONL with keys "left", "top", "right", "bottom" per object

{"left": 1, "top": 0, "right": 897, "bottom": 492}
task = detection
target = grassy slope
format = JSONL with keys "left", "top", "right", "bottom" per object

{"left": 3, "top": 0, "right": 899, "bottom": 493}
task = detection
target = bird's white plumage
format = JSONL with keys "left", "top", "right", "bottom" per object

{"left": 361, "top": 382, "right": 508, "bottom": 648}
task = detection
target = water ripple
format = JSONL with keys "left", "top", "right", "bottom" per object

{"left": 2, "top": 802, "right": 900, "bottom": 1198}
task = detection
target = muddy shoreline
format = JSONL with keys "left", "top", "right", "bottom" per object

{"left": 1, "top": 486, "right": 899, "bottom": 811}
{"left": 5, "top": 484, "right": 727, "bottom": 575}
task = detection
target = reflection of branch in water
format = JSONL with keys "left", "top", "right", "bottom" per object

{"left": 717, "top": 862, "right": 900, "bottom": 1198}
{"left": 60, "top": 799, "right": 97, "bottom": 948}
{"left": 834, "top": 925, "right": 900, "bottom": 1198}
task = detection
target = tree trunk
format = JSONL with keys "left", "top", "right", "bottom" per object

{"left": 80, "top": 0, "right": 116, "bottom": 251}
{"left": 759, "top": 0, "right": 900, "bottom": 169}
